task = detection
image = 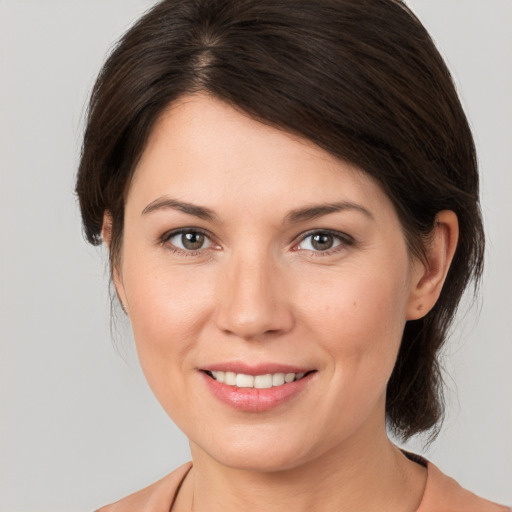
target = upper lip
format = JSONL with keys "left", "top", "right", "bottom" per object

{"left": 200, "top": 361, "right": 315, "bottom": 375}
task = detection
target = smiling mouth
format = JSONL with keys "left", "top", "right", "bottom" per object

{"left": 203, "top": 370, "right": 315, "bottom": 389}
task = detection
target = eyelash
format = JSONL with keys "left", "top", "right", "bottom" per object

{"left": 293, "top": 229, "right": 355, "bottom": 256}
{"left": 159, "top": 228, "right": 354, "bottom": 257}
{"left": 160, "top": 228, "right": 216, "bottom": 257}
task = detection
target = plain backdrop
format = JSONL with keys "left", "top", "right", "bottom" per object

{"left": 0, "top": 1, "right": 511, "bottom": 510}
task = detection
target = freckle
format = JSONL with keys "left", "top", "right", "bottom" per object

{"left": 353, "top": 301, "right": 357, "bottom": 307}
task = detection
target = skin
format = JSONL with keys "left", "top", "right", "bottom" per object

{"left": 104, "top": 93, "right": 458, "bottom": 512}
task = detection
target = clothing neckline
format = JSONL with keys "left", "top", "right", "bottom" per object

{"left": 166, "top": 454, "right": 510, "bottom": 512}
{"left": 168, "top": 451, "right": 429, "bottom": 512}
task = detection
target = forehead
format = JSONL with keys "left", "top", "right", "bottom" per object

{"left": 127, "top": 93, "right": 395, "bottom": 222}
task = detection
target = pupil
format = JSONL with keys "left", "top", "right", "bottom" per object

{"left": 312, "top": 233, "right": 333, "bottom": 251}
{"left": 182, "top": 232, "right": 204, "bottom": 250}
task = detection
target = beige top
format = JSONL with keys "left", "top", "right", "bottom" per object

{"left": 96, "top": 459, "right": 510, "bottom": 512}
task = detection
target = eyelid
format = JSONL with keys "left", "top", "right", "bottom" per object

{"left": 160, "top": 227, "right": 219, "bottom": 255}
{"left": 159, "top": 227, "right": 353, "bottom": 256}
{"left": 161, "top": 226, "right": 210, "bottom": 242}
{"left": 292, "top": 229, "right": 355, "bottom": 254}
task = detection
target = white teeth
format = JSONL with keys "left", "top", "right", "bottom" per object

{"left": 254, "top": 374, "right": 273, "bottom": 389}
{"left": 272, "top": 373, "right": 285, "bottom": 386}
{"left": 225, "top": 371, "right": 237, "bottom": 385}
{"left": 236, "top": 373, "right": 254, "bottom": 388}
{"left": 209, "top": 371, "right": 309, "bottom": 388}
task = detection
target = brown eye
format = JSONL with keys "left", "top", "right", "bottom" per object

{"left": 296, "top": 231, "right": 348, "bottom": 253}
{"left": 182, "top": 232, "right": 205, "bottom": 250}
{"left": 166, "top": 230, "right": 212, "bottom": 252}
{"left": 311, "top": 233, "right": 334, "bottom": 251}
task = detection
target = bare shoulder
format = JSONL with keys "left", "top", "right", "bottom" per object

{"left": 96, "top": 462, "right": 193, "bottom": 512}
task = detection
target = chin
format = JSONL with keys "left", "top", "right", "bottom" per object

{"left": 212, "top": 448, "right": 308, "bottom": 473}
{"left": 191, "top": 427, "right": 316, "bottom": 473}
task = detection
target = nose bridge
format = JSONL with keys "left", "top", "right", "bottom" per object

{"left": 215, "top": 244, "right": 293, "bottom": 340}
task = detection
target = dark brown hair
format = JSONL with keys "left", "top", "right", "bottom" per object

{"left": 76, "top": 0, "right": 484, "bottom": 441}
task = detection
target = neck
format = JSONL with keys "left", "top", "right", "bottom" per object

{"left": 179, "top": 417, "right": 427, "bottom": 512}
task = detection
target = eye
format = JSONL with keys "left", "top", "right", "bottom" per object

{"left": 295, "top": 230, "right": 351, "bottom": 253}
{"left": 164, "top": 229, "right": 213, "bottom": 252}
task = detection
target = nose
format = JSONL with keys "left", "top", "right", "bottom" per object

{"left": 214, "top": 250, "right": 295, "bottom": 341}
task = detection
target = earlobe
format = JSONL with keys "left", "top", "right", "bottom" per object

{"left": 102, "top": 212, "right": 129, "bottom": 315}
{"left": 406, "top": 210, "right": 459, "bottom": 320}
{"left": 102, "top": 211, "right": 113, "bottom": 247}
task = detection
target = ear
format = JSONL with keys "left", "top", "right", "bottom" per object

{"left": 406, "top": 210, "right": 459, "bottom": 320}
{"left": 102, "top": 212, "right": 129, "bottom": 315}
{"left": 101, "top": 211, "right": 113, "bottom": 247}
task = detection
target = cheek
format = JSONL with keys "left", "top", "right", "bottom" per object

{"left": 121, "top": 256, "right": 216, "bottom": 395}
{"left": 298, "top": 266, "right": 410, "bottom": 384}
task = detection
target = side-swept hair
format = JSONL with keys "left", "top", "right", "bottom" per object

{"left": 76, "top": 0, "right": 484, "bottom": 441}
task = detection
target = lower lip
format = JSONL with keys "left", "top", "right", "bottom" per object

{"left": 201, "top": 372, "right": 314, "bottom": 412}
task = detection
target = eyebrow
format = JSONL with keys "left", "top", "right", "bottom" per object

{"left": 284, "top": 201, "right": 374, "bottom": 224}
{"left": 141, "top": 197, "right": 217, "bottom": 221}
{"left": 141, "top": 197, "right": 373, "bottom": 224}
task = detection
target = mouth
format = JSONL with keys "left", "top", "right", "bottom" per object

{"left": 199, "top": 365, "right": 317, "bottom": 412}
{"left": 203, "top": 370, "right": 314, "bottom": 389}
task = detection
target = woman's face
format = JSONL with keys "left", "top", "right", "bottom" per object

{"left": 114, "top": 93, "right": 425, "bottom": 471}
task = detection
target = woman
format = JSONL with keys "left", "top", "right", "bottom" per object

{"left": 76, "top": 0, "right": 510, "bottom": 510}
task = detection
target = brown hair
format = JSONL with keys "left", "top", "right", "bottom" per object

{"left": 76, "top": 0, "right": 484, "bottom": 441}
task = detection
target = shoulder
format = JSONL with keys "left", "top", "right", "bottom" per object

{"left": 95, "top": 462, "right": 192, "bottom": 512}
{"left": 419, "top": 461, "right": 510, "bottom": 512}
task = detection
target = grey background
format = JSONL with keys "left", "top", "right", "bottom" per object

{"left": 0, "top": 1, "right": 510, "bottom": 510}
